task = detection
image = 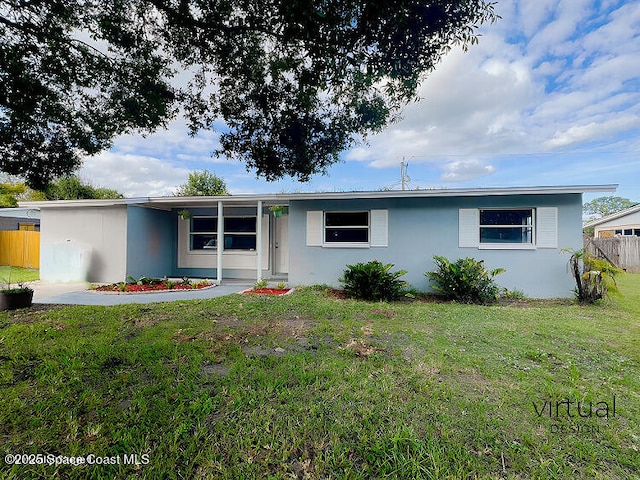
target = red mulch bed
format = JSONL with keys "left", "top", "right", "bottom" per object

{"left": 242, "top": 288, "right": 292, "bottom": 296}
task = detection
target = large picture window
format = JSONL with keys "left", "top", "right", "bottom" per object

{"left": 189, "top": 216, "right": 256, "bottom": 251}
{"left": 480, "top": 209, "right": 533, "bottom": 244}
{"left": 325, "top": 211, "right": 369, "bottom": 243}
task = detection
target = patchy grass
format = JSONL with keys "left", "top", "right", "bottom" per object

{"left": 0, "top": 276, "right": 639, "bottom": 479}
{"left": 0, "top": 266, "right": 39, "bottom": 285}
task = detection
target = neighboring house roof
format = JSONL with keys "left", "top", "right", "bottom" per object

{"left": 0, "top": 207, "right": 41, "bottom": 219}
{"left": 584, "top": 203, "right": 640, "bottom": 228}
{"left": 21, "top": 184, "right": 618, "bottom": 209}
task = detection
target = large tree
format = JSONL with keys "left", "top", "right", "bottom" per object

{"left": 0, "top": 181, "right": 24, "bottom": 206}
{"left": 44, "top": 175, "right": 123, "bottom": 200}
{"left": 0, "top": 1, "right": 175, "bottom": 190}
{"left": 583, "top": 196, "right": 638, "bottom": 219}
{"left": 1, "top": 1, "right": 498, "bottom": 189}
{"left": 174, "top": 170, "right": 228, "bottom": 196}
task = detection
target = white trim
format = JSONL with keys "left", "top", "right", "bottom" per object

{"left": 20, "top": 184, "right": 618, "bottom": 209}
{"left": 479, "top": 208, "right": 534, "bottom": 247}
{"left": 306, "top": 211, "right": 323, "bottom": 246}
{"left": 256, "top": 201, "right": 263, "bottom": 281}
{"left": 459, "top": 209, "right": 479, "bottom": 248}
{"left": 323, "top": 210, "right": 370, "bottom": 247}
{"left": 460, "top": 207, "right": 558, "bottom": 250}
{"left": 479, "top": 244, "right": 537, "bottom": 250}
{"left": 370, "top": 209, "right": 388, "bottom": 247}
{"left": 217, "top": 201, "right": 223, "bottom": 283}
{"left": 536, "top": 207, "right": 558, "bottom": 248}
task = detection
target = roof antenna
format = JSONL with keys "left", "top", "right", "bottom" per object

{"left": 401, "top": 158, "right": 410, "bottom": 190}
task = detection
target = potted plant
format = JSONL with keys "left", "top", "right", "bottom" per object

{"left": 177, "top": 209, "right": 192, "bottom": 220}
{"left": 269, "top": 205, "right": 288, "bottom": 217}
{"left": 1, "top": 268, "right": 34, "bottom": 310}
{"left": 0, "top": 283, "right": 34, "bottom": 311}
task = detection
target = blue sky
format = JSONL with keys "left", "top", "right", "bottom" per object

{"left": 80, "top": 0, "right": 640, "bottom": 204}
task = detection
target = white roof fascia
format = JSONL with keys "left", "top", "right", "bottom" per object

{"left": 144, "top": 184, "right": 618, "bottom": 205}
{"left": 19, "top": 198, "right": 149, "bottom": 209}
{"left": 20, "top": 184, "right": 617, "bottom": 209}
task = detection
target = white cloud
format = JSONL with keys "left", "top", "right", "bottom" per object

{"left": 546, "top": 115, "right": 640, "bottom": 148}
{"left": 344, "top": 0, "right": 640, "bottom": 188}
{"left": 345, "top": 40, "right": 544, "bottom": 168}
{"left": 79, "top": 152, "right": 190, "bottom": 197}
{"left": 440, "top": 159, "right": 496, "bottom": 182}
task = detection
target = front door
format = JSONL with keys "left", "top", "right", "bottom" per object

{"left": 274, "top": 215, "right": 289, "bottom": 275}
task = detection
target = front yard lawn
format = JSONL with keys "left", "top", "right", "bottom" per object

{"left": 1, "top": 275, "right": 639, "bottom": 479}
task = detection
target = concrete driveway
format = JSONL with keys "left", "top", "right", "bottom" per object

{"left": 31, "top": 280, "right": 253, "bottom": 306}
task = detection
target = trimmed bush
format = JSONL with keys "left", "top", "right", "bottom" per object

{"left": 340, "top": 260, "right": 408, "bottom": 301}
{"left": 426, "top": 256, "right": 505, "bottom": 305}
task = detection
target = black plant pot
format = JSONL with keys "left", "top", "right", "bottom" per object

{"left": 0, "top": 290, "right": 34, "bottom": 311}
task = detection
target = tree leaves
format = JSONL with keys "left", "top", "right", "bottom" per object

{"left": 1, "top": 0, "right": 498, "bottom": 188}
{"left": 174, "top": 170, "right": 228, "bottom": 196}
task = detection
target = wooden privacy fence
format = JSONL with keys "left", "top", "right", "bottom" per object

{"left": 584, "top": 236, "right": 640, "bottom": 273}
{"left": 0, "top": 231, "right": 40, "bottom": 269}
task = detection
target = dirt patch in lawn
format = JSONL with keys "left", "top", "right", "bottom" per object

{"left": 191, "top": 314, "right": 318, "bottom": 358}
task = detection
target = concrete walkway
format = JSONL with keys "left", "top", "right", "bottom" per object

{"left": 32, "top": 280, "right": 253, "bottom": 306}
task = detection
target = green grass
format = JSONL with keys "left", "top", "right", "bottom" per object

{"left": 1, "top": 275, "right": 639, "bottom": 479}
{"left": 0, "top": 266, "right": 39, "bottom": 285}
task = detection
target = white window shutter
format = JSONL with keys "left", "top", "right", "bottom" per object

{"left": 370, "top": 210, "right": 388, "bottom": 247}
{"left": 459, "top": 209, "right": 479, "bottom": 248}
{"left": 537, "top": 207, "right": 558, "bottom": 248}
{"left": 306, "top": 211, "right": 323, "bottom": 246}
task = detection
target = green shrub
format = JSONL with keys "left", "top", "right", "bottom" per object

{"left": 253, "top": 279, "right": 268, "bottom": 290}
{"left": 502, "top": 288, "right": 527, "bottom": 300}
{"left": 426, "top": 256, "right": 505, "bottom": 305}
{"left": 340, "top": 260, "right": 408, "bottom": 301}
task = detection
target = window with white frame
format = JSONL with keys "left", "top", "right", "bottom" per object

{"left": 224, "top": 217, "right": 257, "bottom": 250}
{"left": 324, "top": 211, "right": 369, "bottom": 243}
{"left": 306, "top": 209, "right": 388, "bottom": 247}
{"left": 189, "top": 216, "right": 256, "bottom": 251}
{"left": 459, "top": 207, "right": 557, "bottom": 249}
{"left": 190, "top": 217, "right": 217, "bottom": 250}
{"left": 479, "top": 209, "right": 533, "bottom": 244}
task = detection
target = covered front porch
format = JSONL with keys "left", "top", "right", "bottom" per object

{"left": 132, "top": 196, "right": 290, "bottom": 285}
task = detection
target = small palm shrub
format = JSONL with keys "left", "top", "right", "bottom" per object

{"left": 563, "top": 248, "right": 622, "bottom": 304}
{"left": 340, "top": 260, "right": 408, "bottom": 301}
{"left": 502, "top": 288, "right": 527, "bottom": 300}
{"left": 426, "top": 256, "right": 505, "bottom": 305}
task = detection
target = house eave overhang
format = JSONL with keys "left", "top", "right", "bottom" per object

{"left": 20, "top": 184, "right": 618, "bottom": 209}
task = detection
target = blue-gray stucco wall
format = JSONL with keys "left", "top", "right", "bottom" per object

{"left": 126, "top": 206, "right": 174, "bottom": 280}
{"left": 288, "top": 194, "right": 583, "bottom": 298}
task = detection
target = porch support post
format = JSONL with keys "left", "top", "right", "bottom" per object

{"left": 256, "top": 200, "right": 263, "bottom": 282}
{"left": 216, "top": 200, "right": 223, "bottom": 284}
